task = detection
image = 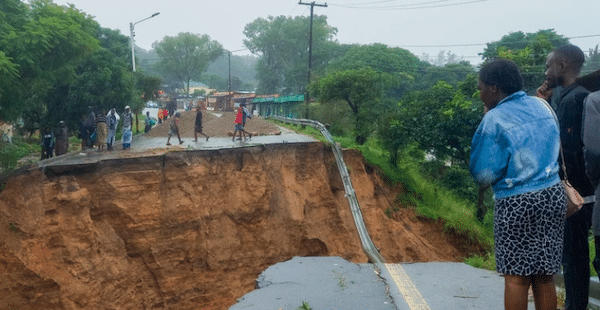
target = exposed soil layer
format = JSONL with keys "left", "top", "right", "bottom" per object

{"left": 1, "top": 143, "right": 470, "bottom": 309}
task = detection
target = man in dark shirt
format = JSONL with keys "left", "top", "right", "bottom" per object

{"left": 194, "top": 106, "right": 209, "bottom": 142}
{"left": 538, "top": 44, "right": 595, "bottom": 310}
{"left": 584, "top": 90, "right": 600, "bottom": 283}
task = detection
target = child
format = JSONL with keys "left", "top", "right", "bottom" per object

{"left": 167, "top": 112, "right": 184, "bottom": 145}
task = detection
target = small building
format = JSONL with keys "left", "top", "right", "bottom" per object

{"left": 251, "top": 95, "right": 305, "bottom": 118}
{"left": 206, "top": 91, "right": 256, "bottom": 112}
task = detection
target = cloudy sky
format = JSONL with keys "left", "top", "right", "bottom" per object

{"left": 52, "top": 0, "right": 600, "bottom": 65}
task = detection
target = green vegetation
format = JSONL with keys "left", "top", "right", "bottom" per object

{"left": 274, "top": 121, "right": 495, "bottom": 265}
{"left": 297, "top": 301, "right": 312, "bottom": 310}
{"left": 0, "top": 136, "right": 40, "bottom": 171}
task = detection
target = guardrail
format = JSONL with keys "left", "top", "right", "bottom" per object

{"left": 268, "top": 116, "right": 385, "bottom": 264}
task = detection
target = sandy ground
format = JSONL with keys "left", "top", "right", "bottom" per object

{"left": 145, "top": 110, "right": 280, "bottom": 139}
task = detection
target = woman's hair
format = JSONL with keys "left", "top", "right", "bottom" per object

{"left": 479, "top": 59, "right": 524, "bottom": 95}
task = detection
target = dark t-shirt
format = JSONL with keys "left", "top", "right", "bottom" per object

{"left": 195, "top": 111, "right": 202, "bottom": 128}
{"left": 555, "top": 83, "right": 595, "bottom": 196}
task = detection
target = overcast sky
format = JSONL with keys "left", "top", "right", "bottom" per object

{"left": 52, "top": 0, "right": 600, "bottom": 65}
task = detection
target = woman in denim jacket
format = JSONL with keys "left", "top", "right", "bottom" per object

{"left": 470, "top": 59, "right": 566, "bottom": 310}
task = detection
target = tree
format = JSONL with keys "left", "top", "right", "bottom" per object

{"left": 243, "top": 15, "right": 338, "bottom": 95}
{"left": 385, "top": 77, "right": 483, "bottom": 169}
{"left": 154, "top": 32, "right": 223, "bottom": 98}
{"left": 480, "top": 29, "right": 569, "bottom": 91}
{"left": 326, "top": 43, "right": 420, "bottom": 98}
{"left": 0, "top": 0, "right": 99, "bottom": 123}
{"left": 413, "top": 60, "right": 475, "bottom": 91}
{"left": 310, "top": 67, "right": 382, "bottom": 144}
{"left": 583, "top": 45, "right": 600, "bottom": 75}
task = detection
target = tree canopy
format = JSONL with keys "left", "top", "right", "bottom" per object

{"left": 480, "top": 29, "right": 569, "bottom": 91}
{"left": 243, "top": 15, "right": 338, "bottom": 95}
{"left": 154, "top": 32, "right": 223, "bottom": 98}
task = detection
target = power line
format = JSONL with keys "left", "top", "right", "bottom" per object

{"left": 330, "top": 0, "right": 491, "bottom": 10}
{"left": 337, "top": 33, "right": 600, "bottom": 49}
{"left": 333, "top": 0, "right": 451, "bottom": 7}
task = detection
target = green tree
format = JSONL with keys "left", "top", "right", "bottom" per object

{"left": 480, "top": 29, "right": 569, "bottom": 91}
{"left": 413, "top": 61, "right": 475, "bottom": 91}
{"left": 243, "top": 15, "right": 338, "bottom": 94}
{"left": 154, "top": 32, "right": 223, "bottom": 98}
{"left": 326, "top": 43, "right": 420, "bottom": 98}
{"left": 583, "top": 44, "right": 600, "bottom": 75}
{"left": 0, "top": 0, "right": 99, "bottom": 123}
{"left": 384, "top": 78, "right": 483, "bottom": 169}
{"left": 310, "top": 67, "right": 382, "bottom": 144}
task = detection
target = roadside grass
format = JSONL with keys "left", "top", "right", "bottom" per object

{"left": 273, "top": 120, "right": 495, "bottom": 267}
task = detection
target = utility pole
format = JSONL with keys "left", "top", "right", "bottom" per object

{"left": 228, "top": 51, "right": 232, "bottom": 111}
{"left": 299, "top": 1, "right": 327, "bottom": 119}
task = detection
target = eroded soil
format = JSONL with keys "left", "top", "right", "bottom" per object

{"left": 0, "top": 143, "right": 476, "bottom": 309}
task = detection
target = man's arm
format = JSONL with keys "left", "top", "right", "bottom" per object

{"left": 583, "top": 92, "right": 600, "bottom": 188}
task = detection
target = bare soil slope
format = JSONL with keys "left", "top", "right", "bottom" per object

{"left": 0, "top": 143, "right": 471, "bottom": 309}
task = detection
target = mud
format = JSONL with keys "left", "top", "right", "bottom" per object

{"left": 0, "top": 142, "right": 470, "bottom": 309}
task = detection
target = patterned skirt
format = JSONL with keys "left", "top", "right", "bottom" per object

{"left": 494, "top": 182, "right": 566, "bottom": 276}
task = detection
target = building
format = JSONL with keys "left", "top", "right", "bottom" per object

{"left": 251, "top": 95, "right": 305, "bottom": 118}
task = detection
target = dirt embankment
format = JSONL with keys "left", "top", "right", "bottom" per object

{"left": 0, "top": 142, "right": 470, "bottom": 309}
{"left": 145, "top": 111, "right": 281, "bottom": 138}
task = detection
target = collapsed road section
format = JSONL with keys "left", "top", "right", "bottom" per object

{"left": 1, "top": 142, "right": 469, "bottom": 309}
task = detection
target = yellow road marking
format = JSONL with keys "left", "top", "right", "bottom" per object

{"left": 384, "top": 263, "right": 430, "bottom": 310}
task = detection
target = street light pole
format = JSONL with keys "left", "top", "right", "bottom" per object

{"left": 130, "top": 12, "right": 160, "bottom": 72}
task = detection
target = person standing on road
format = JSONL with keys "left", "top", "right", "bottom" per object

{"left": 106, "top": 108, "right": 119, "bottom": 151}
{"left": 537, "top": 44, "right": 596, "bottom": 310}
{"left": 470, "top": 59, "right": 566, "bottom": 310}
{"left": 584, "top": 89, "right": 600, "bottom": 282}
{"left": 41, "top": 126, "right": 55, "bottom": 159}
{"left": 194, "top": 106, "right": 209, "bottom": 142}
{"left": 166, "top": 112, "right": 184, "bottom": 145}
{"left": 144, "top": 111, "right": 154, "bottom": 133}
{"left": 96, "top": 109, "right": 108, "bottom": 151}
{"left": 55, "top": 120, "right": 68, "bottom": 156}
{"left": 121, "top": 106, "right": 133, "bottom": 150}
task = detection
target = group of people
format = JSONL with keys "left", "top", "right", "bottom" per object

{"left": 470, "top": 44, "right": 600, "bottom": 310}
{"left": 165, "top": 103, "right": 252, "bottom": 146}
{"left": 79, "top": 106, "right": 133, "bottom": 151}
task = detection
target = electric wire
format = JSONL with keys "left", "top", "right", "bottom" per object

{"left": 330, "top": 0, "right": 491, "bottom": 10}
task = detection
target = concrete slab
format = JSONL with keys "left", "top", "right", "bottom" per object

{"left": 230, "top": 257, "right": 396, "bottom": 310}
{"left": 230, "top": 258, "right": 539, "bottom": 310}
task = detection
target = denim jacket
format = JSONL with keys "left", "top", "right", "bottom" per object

{"left": 470, "top": 91, "right": 561, "bottom": 199}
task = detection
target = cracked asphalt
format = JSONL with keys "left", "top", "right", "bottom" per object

{"left": 230, "top": 256, "right": 536, "bottom": 310}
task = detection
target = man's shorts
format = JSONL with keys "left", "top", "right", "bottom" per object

{"left": 195, "top": 125, "right": 203, "bottom": 133}
{"left": 234, "top": 123, "right": 243, "bottom": 131}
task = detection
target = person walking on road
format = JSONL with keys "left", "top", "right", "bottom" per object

{"left": 121, "top": 106, "right": 133, "bottom": 150}
{"left": 55, "top": 120, "right": 68, "bottom": 156}
{"left": 166, "top": 112, "right": 184, "bottom": 145}
{"left": 537, "top": 44, "right": 596, "bottom": 310}
{"left": 471, "top": 59, "right": 566, "bottom": 310}
{"left": 232, "top": 103, "right": 252, "bottom": 142}
{"left": 194, "top": 106, "right": 209, "bottom": 142}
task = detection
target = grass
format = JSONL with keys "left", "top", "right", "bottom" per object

{"left": 274, "top": 121, "right": 495, "bottom": 265}
{"left": 297, "top": 301, "right": 312, "bottom": 310}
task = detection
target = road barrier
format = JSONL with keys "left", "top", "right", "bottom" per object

{"left": 268, "top": 116, "right": 385, "bottom": 264}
